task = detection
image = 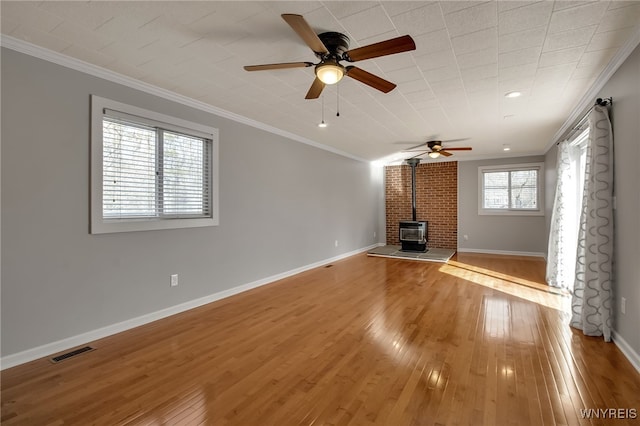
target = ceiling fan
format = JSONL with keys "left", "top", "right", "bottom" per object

{"left": 243, "top": 14, "right": 416, "bottom": 99}
{"left": 404, "top": 140, "right": 472, "bottom": 159}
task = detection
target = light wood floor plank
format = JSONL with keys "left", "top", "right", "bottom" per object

{"left": 2, "top": 253, "right": 639, "bottom": 425}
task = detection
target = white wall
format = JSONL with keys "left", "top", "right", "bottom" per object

{"left": 0, "top": 48, "right": 382, "bottom": 360}
{"left": 458, "top": 156, "right": 547, "bottom": 256}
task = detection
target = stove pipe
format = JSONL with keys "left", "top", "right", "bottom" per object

{"left": 405, "top": 158, "right": 420, "bottom": 221}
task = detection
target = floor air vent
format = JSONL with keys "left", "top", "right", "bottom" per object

{"left": 50, "top": 346, "right": 95, "bottom": 363}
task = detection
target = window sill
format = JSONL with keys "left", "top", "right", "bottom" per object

{"left": 478, "top": 209, "right": 544, "bottom": 216}
{"left": 91, "top": 217, "right": 218, "bottom": 234}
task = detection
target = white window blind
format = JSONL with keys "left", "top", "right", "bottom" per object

{"left": 102, "top": 114, "right": 211, "bottom": 220}
{"left": 162, "top": 130, "right": 210, "bottom": 216}
{"left": 103, "top": 117, "right": 157, "bottom": 218}
{"left": 91, "top": 95, "right": 218, "bottom": 234}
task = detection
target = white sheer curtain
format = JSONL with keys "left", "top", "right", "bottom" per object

{"left": 570, "top": 105, "right": 614, "bottom": 342}
{"left": 546, "top": 134, "right": 586, "bottom": 289}
{"left": 547, "top": 142, "right": 576, "bottom": 288}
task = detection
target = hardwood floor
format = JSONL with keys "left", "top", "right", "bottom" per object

{"left": 2, "top": 253, "right": 639, "bottom": 425}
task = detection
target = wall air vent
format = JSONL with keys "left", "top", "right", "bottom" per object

{"left": 50, "top": 346, "right": 95, "bottom": 363}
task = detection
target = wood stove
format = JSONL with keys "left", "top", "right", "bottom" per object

{"left": 399, "top": 220, "right": 428, "bottom": 252}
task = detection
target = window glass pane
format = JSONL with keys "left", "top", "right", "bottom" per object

{"left": 162, "top": 131, "right": 208, "bottom": 216}
{"left": 483, "top": 171, "right": 509, "bottom": 208}
{"left": 510, "top": 170, "right": 537, "bottom": 208}
{"left": 102, "top": 118, "right": 156, "bottom": 218}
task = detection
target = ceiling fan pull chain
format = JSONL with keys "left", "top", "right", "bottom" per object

{"left": 318, "top": 94, "right": 327, "bottom": 127}
{"left": 336, "top": 83, "right": 340, "bottom": 117}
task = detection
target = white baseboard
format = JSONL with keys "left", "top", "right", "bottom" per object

{"left": 457, "top": 247, "right": 546, "bottom": 259}
{"left": 0, "top": 244, "right": 378, "bottom": 370}
{"left": 612, "top": 330, "right": 640, "bottom": 374}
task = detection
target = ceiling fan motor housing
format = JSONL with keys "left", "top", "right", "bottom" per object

{"left": 317, "top": 32, "right": 350, "bottom": 59}
{"left": 428, "top": 141, "right": 442, "bottom": 151}
{"left": 314, "top": 32, "right": 350, "bottom": 83}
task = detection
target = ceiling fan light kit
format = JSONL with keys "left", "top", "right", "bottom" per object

{"left": 244, "top": 14, "right": 416, "bottom": 99}
{"left": 315, "top": 61, "right": 344, "bottom": 85}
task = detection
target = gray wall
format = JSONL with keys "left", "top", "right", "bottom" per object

{"left": 545, "top": 44, "right": 639, "bottom": 357}
{"left": 458, "top": 156, "right": 547, "bottom": 254}
{"left": 1, "top": 48, "right": 382, "bottom": 357}
{"left": 606, "top": 44, "right": 640, "bottom": 356}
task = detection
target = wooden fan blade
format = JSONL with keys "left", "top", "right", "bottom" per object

{"left": 305, "top": 77, "right": 325, "bottom": 99}
{"left": 244, "top": 62, "right": 314, "bottom": 71}
{"left": 408, "top": 151, "right": 429, "bottom": 159}
{"left": 439, "top": 150, "right": 453, "bottom": 157}
{"left": 346, "top": 67, "right": 396, "bottom": 93}
{"left": 443, "top": 147, "right": 472, "bottom": 151}
{"left": 344, "top": 35, "right": 416, "bottom": 62}
{"left": 281, "top": 14, "right": 329, "bottom": 54}
{"left": 400, "top": 142, "right": 429, "bottom": 151}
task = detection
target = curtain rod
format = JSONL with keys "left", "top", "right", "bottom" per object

{"left": 558, "top": 97, "right": 612, "bottom": 144}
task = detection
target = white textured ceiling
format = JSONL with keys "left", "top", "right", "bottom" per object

{"left": 2, "top": 1, "right": 639, "bottom": 162}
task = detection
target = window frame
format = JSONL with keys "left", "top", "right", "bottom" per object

{"left": 477, "top": 162, "right": 544, "bottom": 216}
{"left": 91, "top": 95, "right": 219, "bottom": 234}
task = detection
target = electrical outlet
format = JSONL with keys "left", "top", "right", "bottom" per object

{"left": 621, "top": 297, "right": 626, "bottom": 314}
{"left": 373, "top": 231, "right": 376, "bottom": 238}
{"left": 463, "top": 234, "right": 469, "bottom": 241}
{"left": 170, "top": 274, "right": 179, "bottom": 287}
{"left": 334, "top": 240, "right": 339, "bottom": 247}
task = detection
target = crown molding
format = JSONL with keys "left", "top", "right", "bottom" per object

{"left": 0, "top": 35, "right": 367, "bottom": 163}
{"left": 545, "top": 24, "right": 640, "bottom": 153}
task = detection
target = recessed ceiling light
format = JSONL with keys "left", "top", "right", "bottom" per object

{"left": 318, "top": 121, "right": 327, "bottom": 128}
{"left": 505, "top": 91, "right": 521, "bottom": 98}
{"left": 503, "top": 145, "right": 511, "bottom": 151}
{"left": 503, "top": 114, "right": 515, "bottom": 119}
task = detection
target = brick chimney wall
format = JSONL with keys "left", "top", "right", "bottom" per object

{"left": 385, "top": 161, "right": 458, "bottom": 249}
